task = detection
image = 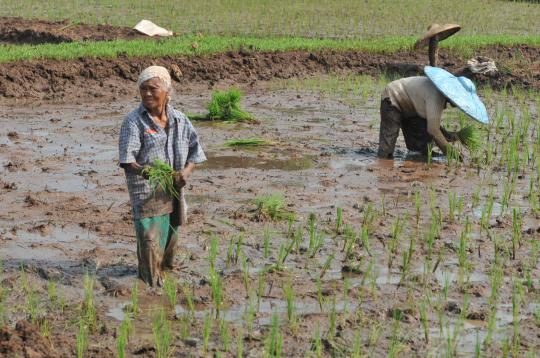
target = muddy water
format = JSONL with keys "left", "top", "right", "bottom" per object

{"left": 1, "top": 88, "right": 539, "bottom": 357}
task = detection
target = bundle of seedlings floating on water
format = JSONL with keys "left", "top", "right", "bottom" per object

{"left": 225, "top": 137, "right": 273, "bottom": 147}
{"left": 142, "top": 159, "right": 179, "bottom": 199}
{"left": 457, "top": 125, "right": 481, "bottom": 151}
{"left": 189, "top": 88, "right": 255, "bottom": 122}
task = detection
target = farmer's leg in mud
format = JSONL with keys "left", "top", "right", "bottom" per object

{"left": 134, "top": 214, "right": 172, "bottom": 287}
{"left": 401, "top": 116, "right": 430, "bottom": 154}
{"left": 378, "top": 98, "right": 403, "bottom": 158}
{"left": 161, "top": 221, "right": 178, "bottom": 271}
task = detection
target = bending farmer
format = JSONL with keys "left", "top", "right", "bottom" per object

{"left": 378, "top": 66, "right": 489, "bottom": 159}
{"left": 119, "top": 66, "right": 206, "bottom": 287}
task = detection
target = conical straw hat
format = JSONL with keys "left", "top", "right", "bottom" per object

{"left": 414, "top": 23, "right": 461, "bottom": 49}
{"left": 424, "top": 66, "right": 489, "bottom": 125}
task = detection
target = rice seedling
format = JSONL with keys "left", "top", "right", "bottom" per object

{"left": 0, "top": 285, "right": 5, "bottom": 327}
{"left": 313, "top": 323, "right": 322, "bottom": 357}
{"left": 117, "top": 315, "right": 131, "bottom": 358}
{"left": 319, "top": 253, "right": 335, "bottom": 279}
{"left": 316, "top": 278, "right": 324, "bottom": 312}
{"left": 327, "top": 293, "right": 337, "bottom": 337}
{"left": 263, "top": 226, "right": 272, "bottom": 259}
{"left": 308, "top": 213, "right": 316, "bottom": 251}
{"left": 535, "top": 305, "right": 540, "bottom": 327}
{"left": 142, "top": 159, "right": 179, "bottom": 199}
{"left": 475, "top": 331, "right": 481, "bottom": 358}
{"left": 343, "top": 225, "right": 358, "bottom": 260}
{"left": 335, "top": 207, "right": 343, "bottom": 233}
{"left": 427, "top": 142, "right": 433, "bottom": 166}
{"left": 226, "top": 237, "right": 235, "bottom": 268}
{"left": 163, "top": 274, "right": 177, "bottom": 308}
{"left": 47, "top": 280, "right": 57, "bottom": 305}
{"left": 245, "top": 294, "right": 256, "bottom": 338}
{"left": 343, "top": 277, "right": 350, "bottom": 314}
{"left": 225, "top": 137, "right": 272, "bottom": 147}
{"left": 283, "top": 278, "right": 296, "bottom": 326}
{"left": 512, "top": 280, "right": 522, "bottom": 353}
{"left": 257, "top": 270, "right": 265, "bottom": 311}
{"left": 181, "top": 284, "right": 195, "bottom": 316}
{"left": 236, "top": 327, "right": 244, "bottom": 358}
{"left": 192, "top": 88, "right": 254, "bottom": 122}
{"left": 352, "top": 330, "right": 363, "bottom": 358}
{"left": 457, "top": 218, "right": 471, "bottom": 269}
{"left": 208, "top": 267, "right": 223, "bottom": 318}
{"left": 447, "top": 191, "right": 458, "bottom": 223}
{"left": 293, "top": 225, "right": 303, "bottom": 252}
{"left": 265, "top": 313, "right": 283, "bottom": 357}
{"left": 208, "top": 234, "right": 219, "bottom": 270}
{"left": 81, "top": 273, "right": 97, "bottom": 331}
{"left": 153, "top": 308, "right": 173, "bottom": 358}
{"left": 511, "top": 208, "right": 522, "bottom": 260}
{"left": 76, "top": 318, "right": 88, "bottom": 358}
{"left": 457, "top": 125, "right": 482, "bottom": 151}
{"left": 419, "top": 299, "right": 429, "bottom": 343}
{"left": 25, "top": 283, "right": 39, "bottom": 324}
{"left": 219, "top": 319, "right": 231, "bottom": 352}
{"left": 255, "top": 194, "right": 286, "bottom": 221}
{"left": 241, "top": 252, "right": 250, "bottom": 297}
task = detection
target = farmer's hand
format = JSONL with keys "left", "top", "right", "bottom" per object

{"left": 441, "top": 127, "right": 459, "bottom": 143}
{"left": 173, "top": 170, "right": 187, "bottom": 189}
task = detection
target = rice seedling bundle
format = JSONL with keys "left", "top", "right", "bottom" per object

{"left": 457, "top": 125, "right": 481, "bottom": 151}
{"left": 191, "top": 88, "right": 254, "bottom": 122}
{"left": 225, "top": 137, "right": 271, "bottom": 147}
{"left": 142, "top": 159, "right": 179, "bottom": 199}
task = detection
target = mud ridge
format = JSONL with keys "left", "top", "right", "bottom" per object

{"left": 0, "top": 16, "right": 146, "bottom": 44}
{"left": 0, "top": 45, "right": 539, "bottom": 103}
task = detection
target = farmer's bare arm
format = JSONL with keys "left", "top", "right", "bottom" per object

{"left": 182, "top": 162, "right": 197, "bottom": 178}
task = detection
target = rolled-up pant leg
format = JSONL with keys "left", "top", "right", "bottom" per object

{"left": 378, "top": 98, "right": 403, "bottom": 158}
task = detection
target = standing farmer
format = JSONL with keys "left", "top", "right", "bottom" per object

{"left": 377, "top": 66, "right": 489, "bottom": 159}
{"left": 119, "top": 66, "right": 206, "bottom": 286}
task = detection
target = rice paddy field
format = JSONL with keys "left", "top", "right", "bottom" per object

{"left": 0, "top": 2, "right": 540, "bottom": 358}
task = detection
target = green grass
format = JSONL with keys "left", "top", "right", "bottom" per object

{"left": 1, "top": 34, "right": 540, "bottom": 63}
{"left": 2, "top": 0, "right": 540, "bottom": 38}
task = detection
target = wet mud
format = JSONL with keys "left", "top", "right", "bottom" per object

{"left": 0, "top": 86, "right": 539, "bottom": 356}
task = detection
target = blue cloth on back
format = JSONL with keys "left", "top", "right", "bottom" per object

{"left": 424, "top": 66, "right": 489, "bottom": 124}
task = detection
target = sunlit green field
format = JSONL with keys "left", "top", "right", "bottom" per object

{"left": 2, "top": 0, "right": 540, "bottom": 38}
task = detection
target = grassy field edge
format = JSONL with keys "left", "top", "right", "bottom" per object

{"left": 2, "top": 34, "right": 540, "bottom": 63}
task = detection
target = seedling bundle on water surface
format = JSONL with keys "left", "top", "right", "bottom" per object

{"left": 225, "top": 137, "right": 273, "bottom": 147}
{"left": 142, "top": 159, "right": 179, "bottom": 199}
{"left": 189, "top": 88, "right": 255, "bottom": 122}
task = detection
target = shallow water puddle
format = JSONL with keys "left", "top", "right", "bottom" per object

{"left": 201, "top": 154, "right": 315, "bottom": 171}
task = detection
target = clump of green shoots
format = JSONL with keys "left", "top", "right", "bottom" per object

{"left": 283, "top": 278, "right": 296, "bottom": 327}
{"left": 457, "top": 125, "right": 482, "bottom": 152}
{"left": 265, "top": 313, "right": 283, "bottom": 357}
{"left": 76, "top": 318, "right": 88, "bottom": 358}
{"left": 81, "top": 273, "right": 97, "bottom": 331}
{"left": 142, "top": 159, "right": 179, "bottom": 199}
{"left": 163, "top": 274, "right": 177, "bottom": 308}
{"left": 192, "top": 88, "right": 254, "bottom": 122}
{"left": 117, "top": 315, "right": 132, "bottom": 358}
{"left": 254, "top": 194, "right": 286, "bottom": 221}
{"left": 152, "top": 308, "right": 173, "bottom": 358}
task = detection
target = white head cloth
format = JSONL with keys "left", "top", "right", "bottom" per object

{"left": 137, "top": 65, "right": 171, "bottom": 89}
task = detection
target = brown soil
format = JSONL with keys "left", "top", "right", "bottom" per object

{"left": 1, "top": 44, "right": 539, "bottom": 103}
{"left": 0, "top": 321, "right": 56, "bottom": 358}
{"left": 0, "top": 16, "right": 146, "bottom": 45}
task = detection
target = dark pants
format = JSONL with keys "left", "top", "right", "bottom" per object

{"left": 378, "top": 98, "right": 431, "bottom": 159}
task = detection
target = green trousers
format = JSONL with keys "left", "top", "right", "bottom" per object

{"left": 134, "top": 213, "right": 178, "bottom": 287}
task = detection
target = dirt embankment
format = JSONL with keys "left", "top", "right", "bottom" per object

{"left": 0, "top": 16, "right": 538, "bottom": 102}
{"left": 0, "top": 16, "right": 145, "bottom": 44}
{"left": 0, "top": 45, "right": 538, "bottom": 103}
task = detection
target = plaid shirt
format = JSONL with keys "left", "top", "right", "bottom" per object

{"left": 119, "top": 103, "right": 206, "bottom": 219}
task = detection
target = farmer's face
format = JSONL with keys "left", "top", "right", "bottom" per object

{"left": 139, "top": 78, "right": 169, "bottom": 112}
